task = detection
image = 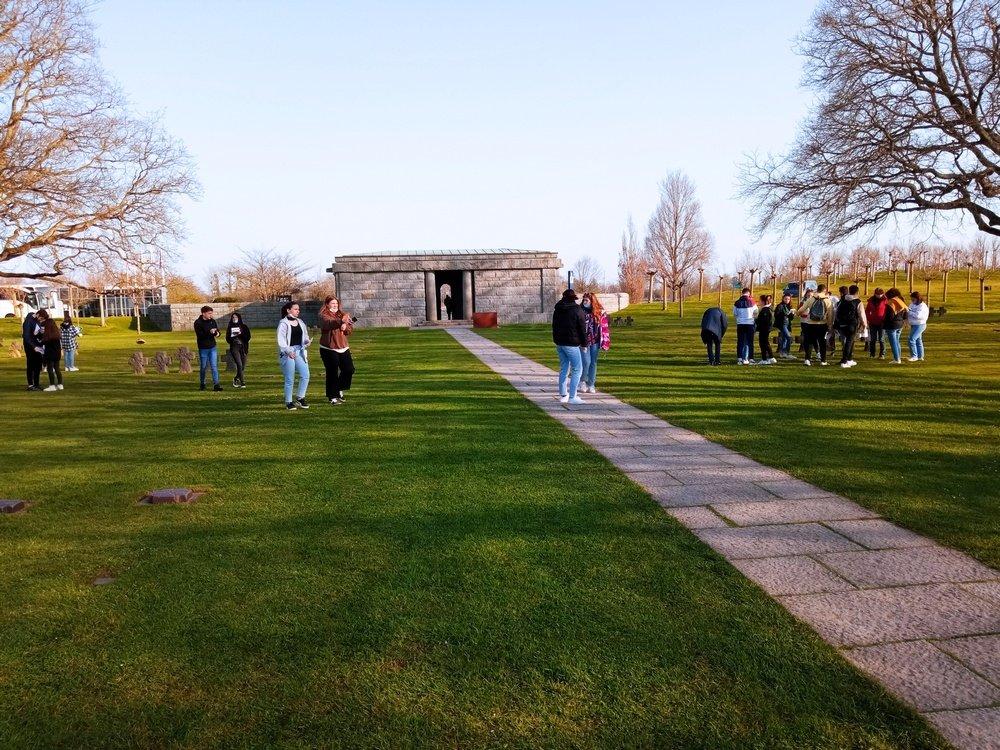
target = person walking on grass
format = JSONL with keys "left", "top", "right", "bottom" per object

{"left": 36, "top": 310, "right": 63, "bottom": 391}
{"left": 700, "top": 306, "right": 727, "bottom": 365}
{"left": 908, "top": 291, "right": 930, "bottom": 362}
{"left": 733, "top": 287, "right": 758, "bottom": 364}
{"left": 796, "top": 284, "right": 834, "bottom": 366}
{"left": 278, "top": 301, "right": 311, "bottom": 410}
{"left": 755, "top": 294, "right": 776, "bottom": 364}
{"left": 194, "top": 305, "right": 223, "bottom": 391}
{"left": 835, "top": 284, "right": 867, "bottom": 368}
{"left": 318, "top": 296, "right": 355, "bottom": 405}
{"left": 22, "top": 311, "right": 43, "bottom": 391}
{"left": 797, "top": 288, "right": 813, "bottom": 356}
{"left": 580, "top": 292, "right": 609, "bottom": 393}
{"left": 865, "top": 288, "right": 888, "bottom": 359}
{"left": 225, "top": 312, "right": 251, "bottom": 389}
{"left": 60, "top": 316, "right": 82, "bottom": 371}
{"left": 552, "top": 288, "right": 586, "bottom": 404}
{"left": 774, "top": 293, "right": 795, "bottom": 359}
{"left": 883, "top": 288, "right": 908, "bottom": 364}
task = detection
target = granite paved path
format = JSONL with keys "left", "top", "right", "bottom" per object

{"left": 448, "top": 328, "right": 1000, "bottom": 750}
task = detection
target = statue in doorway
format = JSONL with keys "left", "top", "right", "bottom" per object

{"left": 443, "top": 294, "right": 453, "bottom": 320}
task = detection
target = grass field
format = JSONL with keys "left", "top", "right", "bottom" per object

{"left": 480, "top": 280, "right": 1000, "bottom": 570}
{"left": 0, "top": 317, "right": 947, "bottom": 748}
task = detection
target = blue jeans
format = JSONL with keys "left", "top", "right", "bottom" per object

{"left": 199, "top": 346, "right": 219, "bottom": 386}
{"left": 280, "top": 346, "right": 310, "bottom": 402}
{"left": 581, "top": 343, "right": 599, "bottom": 387}
{"left": 736, "top": 324, "right": 755, "bottom": 361}
{"left": 556, "top": 345, "right": 583, "bottom": 398}
{"left": 886, "top": 328, "right": 902, "bottom": 361}
{"left": 64, "top": 348, "right": 76, "bottom": 369}
{"left": 777, "top": 323, "right": 791, "bottom": 355}
{"left": 908, "top": 324, "right": 926, "bottom": 359}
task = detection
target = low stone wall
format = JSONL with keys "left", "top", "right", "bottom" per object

{"left": 596, "top": 293, "right": 630, "bottom": 313}
{"left": 146, "top": 302, "right": 322, "bottom": 332}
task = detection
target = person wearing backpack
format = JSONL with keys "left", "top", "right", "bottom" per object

{"left": 733, "top": 288, "right": 758, "bottom": 364}
{"left": 796, "top": 284, "right": 834, "bottom": 366}
{"left": 883, "top": 288, "right": 908, "bottom": 364}
{"left": 907, "top": 290, "right": 930, "bottom": 361}
{"left": 865, "top": 288, "right": 888, "bottom": 359}
{"left": 774, "top": 293, "right": 795, "bottom": 359}
{"left": 755, "top": 294, "right": 776, "bottom": 364}
{"left": 835, "top": 284, "right": 867, "bottom": 368}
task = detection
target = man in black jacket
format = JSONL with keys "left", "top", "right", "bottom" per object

{"left": 552, "top": 289, "right": 586, "bottom": 404}
{"left": 194, "top": 306, "right": 223, "bottom": 391}
{"left": 700, "top": 307, "right": 727, "bottom": 365}
{"left": 22, "top": 311, "right": 43, "bottom": 390}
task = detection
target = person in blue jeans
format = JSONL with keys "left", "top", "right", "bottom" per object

{"left": 774, "top": 294, "right": 795, "bottom": 358}
{"left": 193, "top": 305, "right": 223, "bottom": 391}
{"left": 883, "top": 288, "right": 907, "bottom": 364}
{"left": 732, "top": 288, "right": 758, "bottom": 364}
{"left": 579, "top": 292, "right": 609, "bottom": 392}
{"left": 907, "top": 290, "right": 929, "bottom": 361}
{"left": 277, "top": 301, "right": 312, "bottom": 409}
{"left": 551, "top": 288, "right": 587, "bottom": 404}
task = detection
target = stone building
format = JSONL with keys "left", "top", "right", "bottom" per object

{"left": 328, "top": 249, "right": 564, "bottom": 328}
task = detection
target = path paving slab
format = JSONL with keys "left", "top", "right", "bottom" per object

{"left": 0, "top": 499, "right": 26, "bottom": 513}
{"left": 666, "top": 466, "right": 789, "bottom": 484}
{"left": 780, "top": 584, "right": 1000, "bottom": 647}
{"left": 665, "top": 506, "right": 728, "bottom": 529}
{"left": 695, "top": 523, "right": 862, "bottom": 559}
{"left": 936, "top": 634, "right": 1000, "bottom": 686}
{"left": 755, "top": 479, "right": 836, "bottom": 500}
{"left": 712, "top": 498, "right": 878, "bottom": 527}
{"left": 448, "top": 330, "right": 1000, "bottom": 749}
{"left": 731, "top": 556, "right": 856, "bottom": 596}
{"left": 844, "top": 640, "right": 1000, "bottom": 711}
{"left": 925, "top": 707, "right": 1000, "bottom": 750}
{"left": 651, "top": 483, "right": 777, "bottom": 508}
{"left": 962, "top": 581, "right": 1000, "bottom": 606}
{"left": 816, "top": 546, "right": 999, "bottom": 588}
{"left": 823, "top": 519, "right": 936, "bottom": 550}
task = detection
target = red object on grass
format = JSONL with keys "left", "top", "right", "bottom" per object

{"left": 472, "top": 312, "right": 498, "bottom": 328}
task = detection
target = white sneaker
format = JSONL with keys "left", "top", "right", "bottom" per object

{"left": 56, "top": 384, "right": 64, "bottom": 390}
{"left": 891, "top": 359, "right": 902, "bottom": 365}
{"left": 43, "top": 385, "right": 58, "bottom": 391}
{"left": 803, "top": 359, "right": 811, "bottom": 366}
{"left": 840, "top": 362, "right": 851, "bottom": 368}
{"left": 820, "top": 361, "right": 829, "bottom": 366}
{"left": 847, "top": 360, "right": 857, "bottom": 367}
{"left": 569, "top": 397, "right": 585, "bottom": 405}
{"left": 559, "top": 394, "right": 570, "bottom": 403}
{"left": 908, "top": 356, "right": 920, "bottom": 362}
{"left": 769, "top": 358, "right": 778, "bottom": 364}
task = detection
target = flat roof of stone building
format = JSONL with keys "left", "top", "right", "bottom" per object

{"left": 333, "top": 248, "right": 554, "bottom": 260}
{"left": 328, "top": 248, "right": 562, "bottom": 274}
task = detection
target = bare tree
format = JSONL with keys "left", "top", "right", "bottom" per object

{"left": 616, "top": 215, "right": 647, "bottom": 303}
{"left": 300, "top": 274, "right": 337, "bottom": 301}
{"left": 742, "top": 0, "right": 1000, "bottom": 242}
{"left": 236, "top": 249, "right": 308, "bottom": 302}
{"left": 571, "top": 256, "right": 604, "bottom": 294}
{"left": 0, "top": 0, "right": 197, "bottom": 281}
{"left": 644, "top": 172, "right": 714, "bottom": 302}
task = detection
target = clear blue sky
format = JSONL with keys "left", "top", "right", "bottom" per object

{"left": 91, "top": 0, "right": 818, "bottom": 284}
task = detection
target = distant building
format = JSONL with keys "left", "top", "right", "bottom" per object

{"left": 327, "top": 249, "right": 563, "bottom": 327}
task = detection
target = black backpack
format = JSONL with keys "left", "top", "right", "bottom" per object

{"left": 835, "top": 298, "right": 860, "bottom": 329}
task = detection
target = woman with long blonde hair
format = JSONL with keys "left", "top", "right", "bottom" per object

{"left": 579, "top": 292, "right": 610, "bottom": 393}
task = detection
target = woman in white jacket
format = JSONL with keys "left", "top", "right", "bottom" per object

{"left": 277, "top": 301, "right": 312, "bottom": 409}
{"left": 907, "top": 291, "right": 930, "bottom": 362}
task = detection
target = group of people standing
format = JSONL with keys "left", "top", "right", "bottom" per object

{"left": 21, "top": 311, "right": 82, "bottom": 391}
{"left": 193, "top": 296, "right": 355, "bottom": 409}
{"left": 551, "top": 289, "right": 611, "bottom": 402}
{"left": 701, "top": 284, "right": 931, "bottom": 367}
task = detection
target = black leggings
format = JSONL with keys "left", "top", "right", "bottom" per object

{"left": 25, "top": 348, "right": 42, "bottom": 387}
{"left": 230, "top": 343, "right": 246, "bottom": 383}
{"left": 320, "top": 348, "right": 355, "bottom": 399}
{"left": 758, "top": 329, "right": 773, "bottom": 360}
{"left": 45, "top": 356, "right": 62, "bottom": 386}
{"left": 804, "top": 325, "right": 828, "bottom": 362}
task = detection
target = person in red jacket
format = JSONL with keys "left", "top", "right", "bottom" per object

{"left": 865, "top": 288, "right": 888, "bottom": 359}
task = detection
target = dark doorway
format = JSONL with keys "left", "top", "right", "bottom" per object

{"left": 435, "top": 270, "right": 465, "bottom": 320}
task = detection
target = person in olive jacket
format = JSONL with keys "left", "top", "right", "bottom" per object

{"left": 551, "top": 289, "right": 587, "bottom": 404}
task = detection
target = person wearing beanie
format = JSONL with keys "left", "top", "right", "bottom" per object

{"left": 551, "top": 289, "right": 586, "bottom": 404}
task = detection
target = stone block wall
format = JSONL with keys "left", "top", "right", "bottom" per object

{"left": 596, "top": 292, "right": 630, "bottom": 313}
{"left": 336, "top": 271, "right": 425, "bottom": 328}
{"left": 146, "top": 302, "right": 322, "bottom": 332}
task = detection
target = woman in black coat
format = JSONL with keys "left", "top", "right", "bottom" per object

{"left": 225, "top": 313, "right": 252, "bottom": 388}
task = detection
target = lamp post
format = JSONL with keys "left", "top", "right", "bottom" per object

{"left": 717, "top": 275, "right": 725, "bottom": 307}
{"left": 568, "top": 271, "right": 573, "bottom": 289}
{"left": 661, "top": 276, "right": 667, "bottom": 311}
{"left": 698, "top": 267, "right": 704, "bottom": 301}
{"left": 747, "top": 268, "right": 758, "bottom": 296}
{"left": 770, "top": 273, "right": 778, "bottom": 301}
{"left": 646, "top": 270, "right": 656, "bottom": 304}
{"left": 864, "top": 264, "right": 871, "bottom": 295}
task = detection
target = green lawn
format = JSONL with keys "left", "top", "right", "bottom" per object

{"left": 0, "top": 318, "right": 945, "bottom": 748}
{"left": 480, "top": 299, "right": 1000, "bottom": 569}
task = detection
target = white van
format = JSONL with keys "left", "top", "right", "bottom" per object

{"left": 0, "top": 286, "right": 67, "bottom": 319}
